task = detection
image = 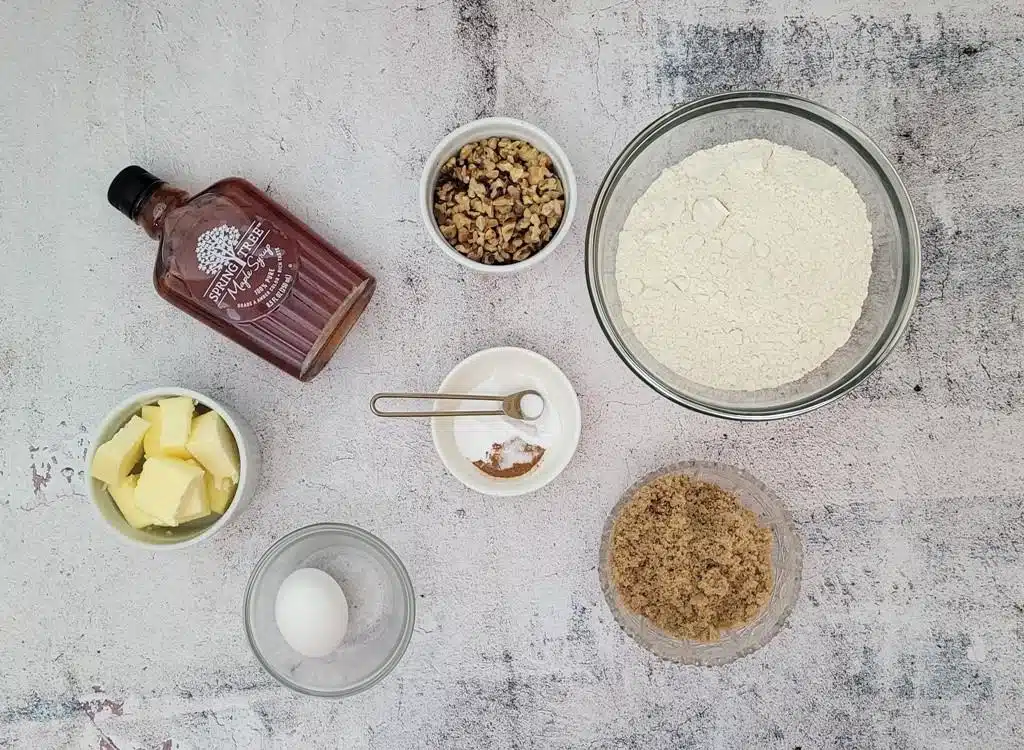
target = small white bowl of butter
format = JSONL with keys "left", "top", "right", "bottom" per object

{"left": 86, "top": 387, "right": 261, "bottom": 549}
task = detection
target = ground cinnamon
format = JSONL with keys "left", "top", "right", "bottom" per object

{"left": 610, "top": 474, "right": 773, "bottom": 642}
{"left": 473, "top": 437, "right": 544, "bottom": 479}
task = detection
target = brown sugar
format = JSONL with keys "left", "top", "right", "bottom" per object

{"left": 610, "top": 474, "right": 773, "bottom": 642}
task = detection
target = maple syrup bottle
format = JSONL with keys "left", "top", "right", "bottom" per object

{"left": 109, "top": 166, "right": 375, "bottom": 381}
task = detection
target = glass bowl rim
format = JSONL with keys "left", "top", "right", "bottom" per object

{"left": 584, "top": 90, "right": 922, "bottom": 420}
{"left": 598, "top": 460, "right": 803, "bottom": 665}
{"left": 243, "top": 522, "right": 416, "bottom": 698}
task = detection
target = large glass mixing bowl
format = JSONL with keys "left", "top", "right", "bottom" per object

{"left": 585, "top": 92, "right": 920, "bottom": 419}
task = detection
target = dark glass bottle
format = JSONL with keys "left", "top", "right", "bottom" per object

{"left": 108, "top": 166, "right": 375, "bottom": 381}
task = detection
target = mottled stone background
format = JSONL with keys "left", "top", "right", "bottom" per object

{"left": 1, "top": 0, "right": 1022, "bottom": 748}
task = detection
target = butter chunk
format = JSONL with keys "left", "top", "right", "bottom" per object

{"left": 91, "top": 415, "right": 151, "bottom": 485}
{"left": 176, "top": 477, "right": 211, "bottom": 524}
{"left": 134, "top": 456, "right": 206, "bottom": 526}
{"left": 178, "top": 459, "right": 214, "bottom": 522}
{"left": 205, "top": 472, "right": 236, "bottom": 515}
{"left": 157, "top": 397, "right": 195, "bottom": 458}
{"left": 141, "top": 405, "right": 164, "bottom": 457}
{"left": 186, "top": 411, "right": 240, "bottom": 487}
{"left": 107, "top": 474, "right": 158, "bottom": 530}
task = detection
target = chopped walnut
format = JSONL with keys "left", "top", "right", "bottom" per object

{"left": 433, "top": 137, "right": 566, "bottom": 265}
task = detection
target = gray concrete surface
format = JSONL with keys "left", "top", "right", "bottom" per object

{"left": 1, "top": 0, "right": 1022, "bottom": 747}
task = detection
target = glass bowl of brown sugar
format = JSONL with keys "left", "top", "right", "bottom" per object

{"left": 598, "top": 460, "right": 802, "bottom": 665}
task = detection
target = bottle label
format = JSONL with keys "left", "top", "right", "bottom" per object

{"left": 190, "top": 219, "right": 299, "bottom": 323}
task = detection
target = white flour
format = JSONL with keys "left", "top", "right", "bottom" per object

{"left": 615, "top": 139, "right": 873, "bottom": 391}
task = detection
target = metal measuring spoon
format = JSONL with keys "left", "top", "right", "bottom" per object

{"left": 370, "top": 389, "right": 545, "bottom": 421}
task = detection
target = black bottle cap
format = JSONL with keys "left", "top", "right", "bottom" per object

{"left": 108, "top": 166, "right": 164, "bottom": 220}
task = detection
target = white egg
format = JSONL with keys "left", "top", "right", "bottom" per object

{"left": 274, "top": 567, "right": 349, "bottom": 658}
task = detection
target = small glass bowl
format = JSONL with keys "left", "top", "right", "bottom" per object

{"left": 244, "top": 523, "right": 415, "bottom": 697}
{"left": 598, "top": 461, "right": 802, "bottom": 665}
{"left": 585, "top": 91, "right": 921, "bottom": 419}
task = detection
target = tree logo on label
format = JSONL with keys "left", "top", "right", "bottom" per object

{"left": 196, "top": 225, "right": 243, "bottom": 276}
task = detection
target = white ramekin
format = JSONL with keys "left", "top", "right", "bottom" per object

{"left": 85, "top": 387, "right": 261, "bottom": 549}
{"left": 430, "top": 347, "right": 582, "bottom": 497}
{"left": 419, "top": 117, "right": 578, "bottom": 274}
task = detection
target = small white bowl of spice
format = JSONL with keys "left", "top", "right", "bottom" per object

{"left": 430, "top": 347, "right": 581, "bottom": 496}
{"left": 420, "top": 117, "right": 577, "bottom": 273}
